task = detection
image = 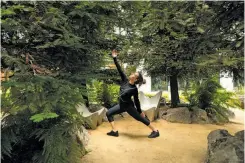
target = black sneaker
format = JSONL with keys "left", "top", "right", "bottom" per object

{"left": 107, "top": 130, "right": 119, "bottom": 137}
{"left": 148, "top": 130, "right": 160, "bottom": 138}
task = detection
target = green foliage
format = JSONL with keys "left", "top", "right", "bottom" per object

{"left": 196, "top": 2, "right": 244, "bottom": 83}
{"left": 184, "top": 78, "right": 242, "bottom": 123}
{"left": 125, "top": 65, "right": 136, "bottom": 76}
{"left": 2, "top": 76, "right": 85, "bottom": 116}
{"left": 120, "top": 1, "right": 219, "bottom": 107}
{"left": 101, "top": 83, "right": 112, "bottom": 108}
{"left": 118, "top": 1, "right": 244, "bottom": 107}
{"left": 1, "top": 76, "right": 87, "bottom": 162}
{"left": 87, "top": 79, "right": 119, "bottom": 108}
{"left": 126, "top": 1, "right": 217, "bottom": 75}
{"left": 187, "top": 79, "right": 222, "bottom": 109}
{"left": 144, "top": 92, "right": 170, "bottom": 102}
{"left": 87, "top": 80, "right": 103, "bottom": 105}
{"left": 151, "top": 76, "right": 168, "bottom": 91}
{"left": 1, "top": 1, "right": 122, "bottom": 161}
{"left": 30, "top": 112, "right": 59, "bottom": 122}
{"left": 31, "top": 122, "right": 86, "bottom": 163}
{"left": 108, "top": 84, "right": 120, "bottom": 105}
{"left": 235, "top": 86, "right": 244, "bottom": 96}
{"left": 1, "top": 127, "right": 18, "bottom": 158}
{"left": 1, "top": 1, "right": 119, "bottom": 75}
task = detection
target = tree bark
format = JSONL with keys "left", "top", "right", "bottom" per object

{"left": 170, "top": 70, "right": 180, "bottom": 108}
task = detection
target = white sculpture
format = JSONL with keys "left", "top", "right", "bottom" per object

{"left": 76, "top": 103, "right": 106, "bottom": 129}
{"left": 139, "top": 91, "right": 162, "bottom": 121}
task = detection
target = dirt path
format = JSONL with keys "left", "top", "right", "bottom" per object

{"left": 81, "top": 115, "right": 244, "bottom": 163}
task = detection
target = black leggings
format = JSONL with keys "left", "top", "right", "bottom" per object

{"left": 106, "top": 104, "right": 150, "bottom": 126}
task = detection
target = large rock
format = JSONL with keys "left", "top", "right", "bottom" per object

{"left": 226, "top": 109, "right": 235, "bottom": 118}
{"left": 159, "top": 105, "right": 170, "bottom": 117}
{"left": 76, "top": 126, "right": 90, "bottom": 146}
{"left": 102, "top": 108, "right": 109, "bottom": 122}
{"left": 159, "top": 97, "right": 167, "bottom": 107}
{"left": 235, "top": 130, "right": 244, "bottom": 141}
{"left": 162, "top": 107, "right": 191, "bottom": 124}
{"left": 206, "top": 129, "right": 244, "bottom": 163}
{"left": 191, "top": 107, "right": 210, "bottom": 124}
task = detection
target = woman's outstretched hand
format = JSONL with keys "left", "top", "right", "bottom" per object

{"left": 112, "top": 49, "right": 118, "bottom": 58}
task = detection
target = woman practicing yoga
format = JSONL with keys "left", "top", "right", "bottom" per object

{"left": 106, "top": 49, "right": 160, "bottom": 138}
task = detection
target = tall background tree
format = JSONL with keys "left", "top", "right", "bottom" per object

{"left": 121, "top": 1, "right": 215, "bottom": 107}
{"left": 196, "top": 1, "right": 244, "bottom": 84}
{"left": 120, "top": 1, "right": 244, "bottom": 107}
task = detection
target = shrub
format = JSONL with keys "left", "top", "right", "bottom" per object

{"left": 87, "top": 79, "right": 119, "bottom": 108}
{"left": 184, "top": 78, "right": 242, "bottom": 123}
{"left": 1, "top": 76, "right": 87, "bottom": 163}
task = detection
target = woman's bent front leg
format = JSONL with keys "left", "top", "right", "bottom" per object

{"left": 106, "top": 104, "right": 125, "bottom": 136}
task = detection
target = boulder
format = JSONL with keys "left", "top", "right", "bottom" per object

{"left": 191, "top": 107, "right": 210, "bottom": 124}
{"left": 159, "top": 97, "right": 167, "bottom": 107}
{"left": 206, "top": 129, "right": 244, "bottom": 163}
{"left": 159, "top": 105, "right": 170, "bottom": 117}
{"left": 102, "top": 108, "right": 109, "bottom": 122}
{"left": 235, "top": 130, "right": 244, "bottom": 141}
{"left": 163, "top": 107, "right": 191, "bottom": 124}
{"left": 226, "top": 109, "right": 235, "bottom": 118}
{"left": 76, "top": 126, "right": 90, "bottom": 146}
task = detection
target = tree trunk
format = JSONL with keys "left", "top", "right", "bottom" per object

{"left": 170, "top": 71, "right": 180, "bottom": 108}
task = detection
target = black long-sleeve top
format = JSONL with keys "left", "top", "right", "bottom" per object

{"left": 113, "top": 57, "right": 142, "bottom": 113}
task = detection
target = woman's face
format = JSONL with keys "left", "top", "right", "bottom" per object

{"left": 129, "top": 72, "right": 139, "bottom": 82}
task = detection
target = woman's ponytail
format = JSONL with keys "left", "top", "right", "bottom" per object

{"left": 135, "top": 72, "right": 146, "bottom": 87}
